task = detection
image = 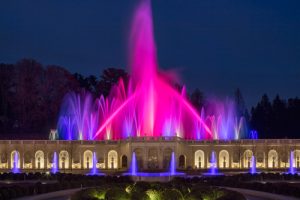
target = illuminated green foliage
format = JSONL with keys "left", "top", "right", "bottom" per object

{"left": 71, "top": 182, "right": 245, "bottom": 200}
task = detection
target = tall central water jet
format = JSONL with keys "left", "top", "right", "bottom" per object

{"left": 130, "top": 0, "right": 157, "bottom": 136}
{"left": 57, "top": 0, "right": 249, "bottom": 141}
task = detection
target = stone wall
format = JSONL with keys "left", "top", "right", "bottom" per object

{"left": 0, "top": 138, "right": 300, "bottom": 173}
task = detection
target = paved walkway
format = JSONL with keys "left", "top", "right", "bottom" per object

{"left": 224, "top": 187, "right": 300, "bottom": 200}
{"left": 15, "top": 188, "right": 83, "bottom": 200}
{"left": 14, "top": 186, "right": 300, "bottom": 200}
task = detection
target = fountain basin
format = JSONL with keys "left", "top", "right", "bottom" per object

{"left": 123, "top": 172, "right": 185, "bottom": 182}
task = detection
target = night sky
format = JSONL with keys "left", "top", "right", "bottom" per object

{"left": 0, "top": 0, "right": 299, "bottom": 108}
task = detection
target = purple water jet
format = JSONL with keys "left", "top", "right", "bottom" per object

{"left": 169, "top": 152, "right": 176, "bottom": 175}
{"left": 51, "top": 152, "right": 58, "bottom": 174}
{"left": 12, "top": 151, "right": 20, "bottom": 173}
{"left": 202, "top": 151, "right": 223, "bottom": 176}
{"left": 209, "top": 151, "right": 217, "bottom": 175}
{"left": 124, "top": 151, "right": 184, "bottom": 177}
{"left": 250, "top": 155, "right": 257, "bottom": 174}
{"left": 130, "top": 152, "right": 137, "bottom": 176}
{"left": 289, "top": 151, "right": 296, "bottom": 174}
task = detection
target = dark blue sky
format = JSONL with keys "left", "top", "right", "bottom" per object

{"left": 0, "top": 0, "right": 299, "bottom": 108}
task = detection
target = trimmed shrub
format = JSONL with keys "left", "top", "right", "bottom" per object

{"left": 131, "top": 190, "right": 150, "bottom": 200}
{"left": 105, "top": 187, "right": 130, "bottom": 200}
{"left": 161, "top": 188, "right": 184, "bottom": 200}
{"left": 216, "top": 190, "right": 246, "bottom": 200}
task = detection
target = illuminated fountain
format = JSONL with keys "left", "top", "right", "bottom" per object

{"left": 129, "top": 152, "right": 137, "bottom": 176}
{"left": 250, "top": 155, "right": 257, "bottom": 174}
{"left": 87, "top": 152, "right": 105, "bottom": 176}
{"left": 124, "top": 151, "right": 184, "bottom": 177}
{"left": 169, "top": 152, "right": 176, "bottom": 176}
{"left": 289, "top": 151, "right": 296, "bottom": 174}
{"left": 57, "top": 0, "right": 250, "bottom": 141}
{"left": 51, "top": 152, "right": 58, "bottom": 174}
{"left": 12, "top": 151, "right": 20, "bottom": 173}
{"left": 92, "top": 152, "right": 97, "bottom": 175}
{"left": 203, "top": 151, "right": 223, "bottom": 176}
{"left": 209, "top": 151, "right": 217, "bottom": 175}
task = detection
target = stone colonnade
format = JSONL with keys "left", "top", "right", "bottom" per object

{"left": 0, "top": 138, "right": 300, "bottom": 172}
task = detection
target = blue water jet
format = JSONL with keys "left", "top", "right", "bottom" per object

{"left": 130, "top": 152, "right": 137, "bottom": 176}
{"left": 87, "top": 152, "right": 105, "bottom": 176}
{"left": 202, "top": 151, "right": 223, "bottom": 176}
{"left": 124, "top": 151, "right": 184, "bottom": 177}
{"left": 250, "top": 155, "right": 257, "bottom": 174}
{"left": 289, "top": 151, "right": 296, "bottom": 174}
{"left": 170, "top": 152, "right": 176, "bottom": 175}
{"left": 12, "top": 151, "right": 20, "bottom": 173}
{"left": 209, "top": 151, "right": 217, "bottom": 175}
{"left": 51, "top": 152, "right": 58, "bottom": 174}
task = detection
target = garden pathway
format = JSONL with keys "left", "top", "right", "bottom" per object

{"left": 225, "top": 187, "right": 300, "bottom": 200}
{"left": 15, "top": 188, "right": 83, "bottom": 200}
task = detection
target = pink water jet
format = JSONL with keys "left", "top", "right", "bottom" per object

{"left": 57, "top": 0, "right": 249, "bottom": 141}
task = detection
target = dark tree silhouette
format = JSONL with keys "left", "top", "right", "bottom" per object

{"left": 0, "top": 64, "right": 15, "bottom": 131}
{"left": 234, "top": 88, "right": 250, "bottom": 127}
{"left": 44, "top": 65, "right": 79, "bottom": 129}
{"left": 74, "top": 73, "right": 98, "bottom": 96}
{"left": 251, "top": 94, "right": 300, "bottom": 138}
{"left": 0, "top": 59, "right": 79, "bottom": 138}
{"left": 234, "top": 88, "right": 246, "bottom": 117}
{"left": 1, "top": 59, "right": 300, "bottom": 139}
{"left": 97, "top": 68, "right": 129, "bottom": 97}
{"left": 190, "top": 88, "right": 205, "bottom": 112}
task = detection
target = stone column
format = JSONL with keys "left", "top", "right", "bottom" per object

{"left": 80, "top": 151, "right": 84, "bottom": 170}
{"left": 32, "top": 154, "right": 34, "bottom": 170}
{"left": 44, "top": 151, "right": 47, "bottom": 170}
{"left": 143, "top": 147, "right": 147, "bottom": 170}
{"left": 104, "top": 151, "right": 108, "bottom": 169}
{"left": 229, "top": 151, "right": 232, "bottom": 169}
{"left": 216, "top": 150, "right": 219, "bottom": 169}
{"left": 21, "top": 151, "right": 24, "bottom": 169}
{"left": 158, "top": 147, "right": 163, "bottom": 169}
{"left": 8, "top": 152, "right": 11, "bottom": 169}
{"left": 265, "top": 152, "right": 268, "bottom": 169}
{"left": 205, "top": 150, "right": 209, "bottom": 169}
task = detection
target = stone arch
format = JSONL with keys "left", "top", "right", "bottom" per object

{"left": 163, "top": 148, "right": 172, "bottom": 169}
{"left": 11, "top": 150, "right": 20, "bottom": 169}
{"left": 35, "top": 150, "right": 44, "bottom": 169}
{"left": 148, "top": 148, "right": 158, "bottom": 169}
{"left": 280, "top": 151, "right": 288, "bottom": 164}
{"left": 83, "top": 150, "right": 93, "bottom": 169}
{"left": 194, "top": 150, "right": 205, "bottom": 169}
{"left": 268, "top": 149, "right": 278, "bottom": 168}
{"left": 24, "top": 151, "right": 32, "bottom": 164}
{"left": 108, "top": 150, "right": 118, "bottom": 169}
{"left": 121, "top": 155, "right": 128, "bottom": 168}
{"left": 59, "top": 150, "right": 69, "bottom": 169}
{"left": 256, "top": 151, "right": 265, "bottom": 167}
{"left": 243, "top": 150, "right": 253, "bottom": 168}
{"left": 0, "top": 152, "right": 8, "bottom": 164}
{"left": 219, "top": 150, "right": 229, "bottom": 168}
{"left": 48, "top": 151, "right": 55, "bottom": 167}
{"left": 134, "top": 148, "right": 144, "bottom": 170}
{"left": 178, "top": 155, "right": 186, "bottom": 169}
{"left": 295, "top": 150, "right": 300, "bottom": 168}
